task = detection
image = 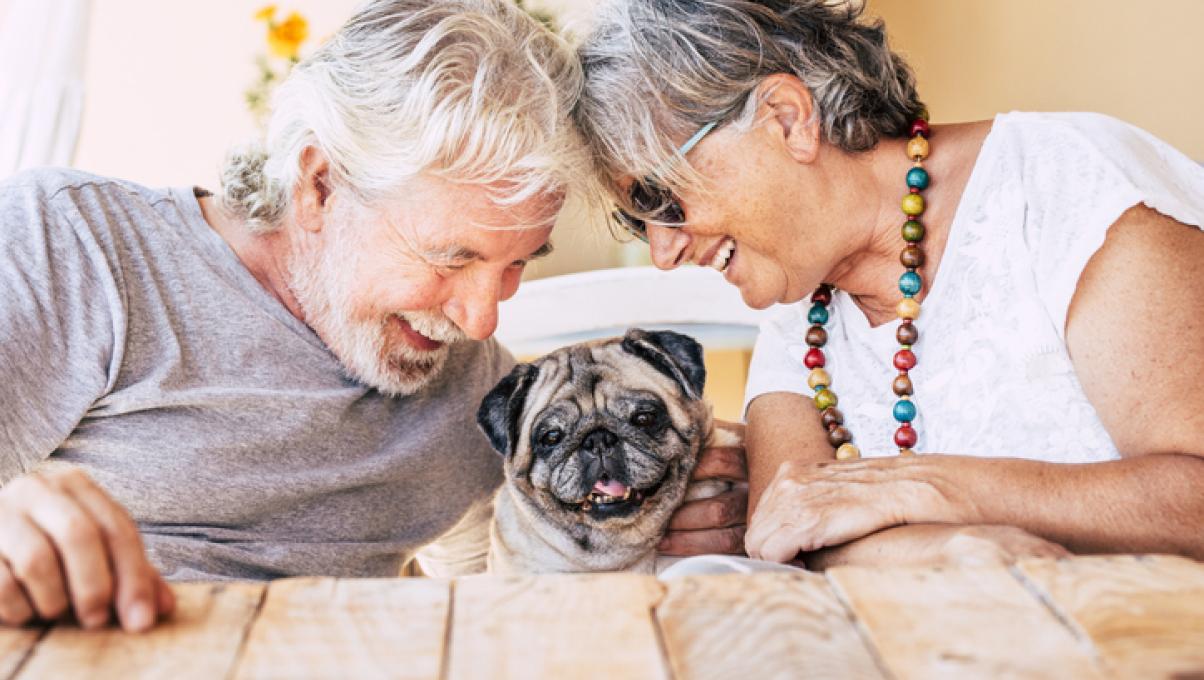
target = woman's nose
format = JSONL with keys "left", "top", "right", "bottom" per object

{"left": 645, "top": 223, "right": 690, "bottom": 270}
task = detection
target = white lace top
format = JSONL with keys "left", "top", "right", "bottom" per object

{"left": 744, "top": 112, "right": 1204, "bottom": 462}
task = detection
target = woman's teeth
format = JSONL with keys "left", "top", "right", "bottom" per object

{"left": 707, "top": 238, "right": 736, "bottom": 273}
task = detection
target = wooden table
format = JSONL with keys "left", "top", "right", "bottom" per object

{"left": 2, "top": 555, "right": 1203, "bottom": 679}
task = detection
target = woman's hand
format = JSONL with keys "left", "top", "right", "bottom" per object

{"left": 745, "top": 456, "right": 947, "bottom": 562}
{"left": 803, "top": 523, "right": 1071, "bottom": 570}
{"left": 659, "top": 421, "right": 749, "bottom": 556}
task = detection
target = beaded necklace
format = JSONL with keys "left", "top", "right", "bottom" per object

{"left": 805, "top": 115, "right": 931, "bottom": 460}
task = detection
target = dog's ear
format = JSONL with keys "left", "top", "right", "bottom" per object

{"left": 621, "top": 329, "right": 706, "bottom": 400}
{"left": 477, "top": 363, "right": 539, "bottom": 457}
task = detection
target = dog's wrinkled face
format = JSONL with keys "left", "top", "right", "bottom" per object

{"left": 478, "top": 329, "right": 711, "bottom": 554}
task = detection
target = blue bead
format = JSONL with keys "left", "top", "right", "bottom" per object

{"left": 899, "top": 271, "right": 922, "bottom": 296}
{"left": 808, "top": 303, "right": 829, "bottom": 325}
{"left": 893, "top": 399, "right": 917, "bottom": 423}
{"left": 906, "top": 167, "right": 929, "bottom": 190}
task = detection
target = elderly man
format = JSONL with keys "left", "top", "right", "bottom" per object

{"left": 0, "top": 0, "right": 748, "bottom": 635}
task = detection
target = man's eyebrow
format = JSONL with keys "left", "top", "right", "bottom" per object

{"left": 422, "top": 245, "right": 483, "bottom": 262}
{"left": 522, "top": 242, "right": 554, "bottom": 263}
{"left": 421, "top": 241, "right": 553, "bottom": 264}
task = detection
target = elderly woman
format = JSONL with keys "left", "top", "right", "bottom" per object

{"left": 574, "top": 0, "right": 1204, "bottom": 568}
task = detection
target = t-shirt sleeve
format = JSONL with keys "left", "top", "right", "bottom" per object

{"left": 1022, "top": 114, "right": 1204, "bottom": 342}
{"left": 742, "top": 305, "right": 813, "bottom": 419}
{"left": 0, "top": 173, "right": 123, "bottom": 483}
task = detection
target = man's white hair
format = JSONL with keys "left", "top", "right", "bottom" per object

{"left": 221, "top": 0, "right": 589, "bottom": 232}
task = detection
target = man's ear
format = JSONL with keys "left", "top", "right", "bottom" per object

{"left": 756, "top": 73, "right": 821, "bottom": 164}
{"left": 477, "top": 363, "right": 539, "bottom": 457}
{"left": 621, "top": 329, "right": 706, "bottom": 400}
{"left": 293, "top": 146, "right": 333, "bottom": 234}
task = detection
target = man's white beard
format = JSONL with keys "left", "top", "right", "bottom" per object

{"left": 287, "top": 214, "right": 467, "bottom": 397}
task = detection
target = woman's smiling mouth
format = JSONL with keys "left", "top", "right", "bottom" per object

{"left": 705, "top": 237, "right": 736, "bottom": 273}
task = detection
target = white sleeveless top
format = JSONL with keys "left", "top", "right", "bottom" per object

{"left": 744, "top": 112, "right": 1204, "bottom": 462}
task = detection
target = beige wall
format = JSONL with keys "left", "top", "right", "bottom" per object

{"left": 870, "top": 0, "right": 1204, "bottom": 160}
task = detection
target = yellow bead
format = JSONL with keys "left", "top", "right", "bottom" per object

{"left": 814, "top": 389, "right": 838, "bottom": 411}
{"left": 896, "top": 297, "right": 921, "bottom": 320}
{"left": 835, "top": 443, "right": 860, "bottom": 460}
{"left": 899, "top": 448, "right": 916, "bottom": 457}
{"left": 807, "top": 368, "right": 831, "bottom": 390}
{"left": 907, "top": 136, "right": 929, "bottom": 161}
{"left": 901, "top": 193, "right": 925, "bottom": 216}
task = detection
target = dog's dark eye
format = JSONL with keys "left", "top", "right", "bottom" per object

{"left": 539, "top": 429, "right": 563, "bottom": 447}
{"left": 631, "top": 411, "right": 656, "bottom": 428}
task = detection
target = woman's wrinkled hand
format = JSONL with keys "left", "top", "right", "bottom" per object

{"left": 934, "top": 524, "right": 1071, "bottom": 567}
{"left": 659, "top": 421, "right": 749, "bottom": 556}
{"left": 745, "top": 457, "right": 943, "bottom": 563}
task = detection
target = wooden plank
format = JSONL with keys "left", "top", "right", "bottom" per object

{"left": 447, "top": 573, "right": 668, "bottom": 680}
{"left": 232, "top": 577, "right": 449, "bottom": 680}
{"left": 0, "top": 627, "right": 44, "bottom": 679}
{"left": 15, "top": 581, "right": 264, "bottom": 680}
{"left": 656, "top": 573, "right": 886, "bottom": 680}
{"left": 1017, "top": 555, "right": 1204, "bottom": 679}
{"left": 828, "top": 564, "right": 1102, "bottom": 679}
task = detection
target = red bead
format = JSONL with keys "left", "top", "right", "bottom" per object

{"left": 804, "top": 348, "right": 826, "bottom": 369}
{"left": 910, "top": 119, "right": 930, "bottom": 138}
{"left": 909, "top": 186, "right": 920, "bottom": 194}
{"left": 893, "top": 349, "right": 917, "bottom": 371}
{"left": 811, "top": 285, "right": 833, "bottom": 306}
{"left": 894, "top": 425, "right": 918, "bottom": 448}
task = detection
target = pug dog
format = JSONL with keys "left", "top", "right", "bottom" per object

{"left": 477, "top": 328, "right": 738, "bottom": 575}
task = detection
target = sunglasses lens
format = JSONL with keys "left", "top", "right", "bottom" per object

{"left": 621, "top": 179, "right": 688, "bottom": 237}
{"left": 612, "top": 210, "right": 648, "bottom": 242}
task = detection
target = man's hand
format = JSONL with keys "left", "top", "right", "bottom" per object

{"left": 0, "top": 468, "right": 175, "bottom": 631}
{"left": 659, "top": 421, "right": 749, "bottom": 556}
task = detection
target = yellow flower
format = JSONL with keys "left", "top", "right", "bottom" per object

{"left": 267, "top": 11, "right": 309, "bottom": 60}
{"left": 254, "top": 5, "right": 276, "bottom": 22}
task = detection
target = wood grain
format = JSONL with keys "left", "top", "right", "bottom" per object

{"left": 15, "top": 582, "right": 263, "bottom": 680}
{"left": 0, "top": 627, "right": 43, "bottom": 679}
{"left": 1017, "top": 555, "right": 1204, "bottom": 679}
{"left": 231, "top": 577, "right": 450, "bottom": 680}
{"left": 828, "top": 564, "right": 1102, "bottom": 679}
{"left": 447, "top": 573, "right": 668, "bottom": 680}
{"left": 656, "top": 573, "right": 885, "bottom": 680}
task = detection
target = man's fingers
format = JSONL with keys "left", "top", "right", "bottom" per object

{"left": 0, "top": 559, "right": 35, "bottom": 626}
{"left": 155, "top": 572, "right": 176, "bottom": 618}
{"left": 18, "top": 480, "right": 113, "bottom": 629}
{"left": 750, "top": 527, "right": 805, "bottom": 564}
{"left": 668, "top": 490, "right": 748, "bottom": 531}
{"left": 0, "top": 513, "right": 69, "bottom": 620}
{"left": 50, "top": 470, "right": 160, "bottom": 632}
{"left": 692, "top": 446, "right": 747, "bottom": 481}
{"left": 658, "top": 526, "right": 746, "bottom": 556}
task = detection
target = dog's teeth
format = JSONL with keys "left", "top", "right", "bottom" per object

{"left": 623, "top": 489, "right": 632, "bottom": 500}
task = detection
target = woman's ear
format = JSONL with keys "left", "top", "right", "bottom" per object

{"left": 293, "top": 146, "right": 333, "bottom": 234}
{"left": 756, "top": 74, "right": 821, "bottom": 164}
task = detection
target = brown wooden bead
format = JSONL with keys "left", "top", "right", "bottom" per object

{"left": 892, "top": 373, "right": 914, "bottom": 396}
{"left": 805, "top": 326, "right": 828, "bottom": 347}
{"left": 900, "top": 245, "right": 925, "bottom": 268}
{"left": 821, "top": 407, "right": 844, "bottom": 429}
{"left": 896, "top": 322, "right": 919, "bottom": 345}
{"left": 827, "top": 426, "right": 852, "bottom": 447}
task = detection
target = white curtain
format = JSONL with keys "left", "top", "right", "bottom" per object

{"left": 0, "top": 0, "right": 91, "bottom": 177}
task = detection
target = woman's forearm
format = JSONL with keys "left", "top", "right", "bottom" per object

{"left": 899, "top": 453, "right": 1204, "bottom": 558}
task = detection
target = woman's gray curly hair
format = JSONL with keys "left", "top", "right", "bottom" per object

{"left": 221, "top": 0, "right": 590, "bottom": 233}
{"left": 574, "top": 0, "right": 925, "bottom": 218}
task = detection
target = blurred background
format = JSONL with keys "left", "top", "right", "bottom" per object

{"left": 2, "top": 0, "right": 1202, "bottom": 418}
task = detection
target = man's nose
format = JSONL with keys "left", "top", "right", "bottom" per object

{"left": 645, "top": 223, "right": 690, "bottom": 270}
{"left": 445, "top": 274, "right": 502, "bottom": 341}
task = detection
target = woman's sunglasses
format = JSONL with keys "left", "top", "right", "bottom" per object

{"left": 612, "top": 121, "right": 718, "bottom": 243}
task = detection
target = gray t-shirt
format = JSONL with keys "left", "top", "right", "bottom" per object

{"left": 0, "top": 168, "right": 508, "bottom": 580}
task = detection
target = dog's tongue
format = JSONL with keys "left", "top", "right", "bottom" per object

{"left": 592, "top": 478, "right": 629, "bottom": 496}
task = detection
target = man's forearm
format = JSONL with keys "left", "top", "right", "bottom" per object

{"left": 900, "top": 453, "right": 1204, "bottom": 558}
